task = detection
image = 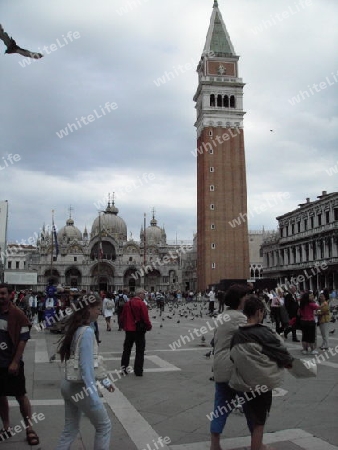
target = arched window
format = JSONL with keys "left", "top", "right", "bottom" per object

{"left": 223, "top": 95, "right": 229, "bottom": 107}
{"left": 230, "top": 95, "right": 236, "bottom": 108}
{"left": 217, "top": 94, "right": 222, "bottom": 107}
{"left": 210, "top": 94, "right": 215, "bottom": 107}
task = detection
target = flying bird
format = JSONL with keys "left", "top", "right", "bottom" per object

{"left": 0, "top": 24, "right": 43, "bottom": 59}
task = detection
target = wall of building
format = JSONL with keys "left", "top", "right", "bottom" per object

{"left": 262, "top": 191, "right": 338, "bottom": 291}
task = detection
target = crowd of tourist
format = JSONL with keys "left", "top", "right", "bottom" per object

{"left": 255, "top": 286, "right": 334, "bottom": 354}
{"left": 1, "top": 281, "right": 336, "bottom": 449}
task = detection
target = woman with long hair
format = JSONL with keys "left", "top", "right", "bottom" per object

{"left": 299, "top": 291, "right": 320, "bottom": 355}
{"left": 102, "top": 292, "right": 114, "bottom": 331}
{"left": 55, "top": 295, "right": 113, "bottom": 450}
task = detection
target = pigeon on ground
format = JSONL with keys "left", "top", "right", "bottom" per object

{"left": 0, "top": 24, "right": 43, "bottom": 59}
{"left": 329, "top": 329, "right": 335, "bottom": 335}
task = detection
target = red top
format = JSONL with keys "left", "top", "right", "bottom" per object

{"left": 120, "top": 297, "right": 152, "bottom": 332}
{"left": 300, "top": 302, "right": 320, "bottom": 321}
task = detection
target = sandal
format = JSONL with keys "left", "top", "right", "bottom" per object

{"left": 26, "top": 429, "right": 40, "bottom": 446}
{"left": 0, "top": 428, "right": 13, "bottom": 441}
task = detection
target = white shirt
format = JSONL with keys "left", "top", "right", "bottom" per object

{"left": 29, "top": 295, "right": 37, "bottom": 308}
{"left": 208, "top": 291, "right": 216, "bottom": 302}
{"left": 102, "top": 297, "right": 114, "bottom": 317}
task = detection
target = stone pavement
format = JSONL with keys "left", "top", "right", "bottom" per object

{"left": 1, "top": 302, "right": 338, "bottom": 449}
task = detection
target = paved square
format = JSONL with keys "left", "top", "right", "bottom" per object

{"left": 4, "top": 306, "right": 338, "bottom": 449}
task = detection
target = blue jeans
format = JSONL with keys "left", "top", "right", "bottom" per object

{"left": 210, "top": 382, "right": 252, "bottom": 434}
{"left": 55, "top": 379, "right": 111, "bottom": 450}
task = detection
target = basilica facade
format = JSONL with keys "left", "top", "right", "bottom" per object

{"left": 29, "top": 200, "right": 195, "bottom": 293}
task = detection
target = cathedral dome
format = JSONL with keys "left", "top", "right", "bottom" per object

{"left": 144, "top": 214, "right": 166, "bottom": 245}
{"left": 57, "top": 218, "right": 82, "bottom": 242}
{"left": 91, "top": 201, "right": 127, "bottom": 240}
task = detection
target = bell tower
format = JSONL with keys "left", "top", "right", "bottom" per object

{"left": 194, "top": 0, "right": 249, "bottom": 290}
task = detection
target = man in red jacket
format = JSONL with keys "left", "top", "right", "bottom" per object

{"left": 120, "top": 289, "right": 152, "bottom": 376}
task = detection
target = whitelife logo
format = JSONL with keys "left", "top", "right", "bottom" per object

{"left": 0, "top": 153, "right": 21, "bottom": 171}
{"left": 19, "top": 31, "right": 81, "bottom": 67}
{"left": 56, "top": 102, "right": 118, "bottom": 139}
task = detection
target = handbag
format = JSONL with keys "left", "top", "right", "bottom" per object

{"left": 65, "top": 326, "right": 108, "bottom": 382}
{"left": 287, "top": 358, "right": 317, "bottom": 378}
{"left": 279, "top": 305, "right": 290, "bottom": 326}
{"left": 129, "top": 302, "right": 147, "bottom": 333}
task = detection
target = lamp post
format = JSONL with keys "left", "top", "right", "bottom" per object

{"left": 97, "top": 211, "right": 103, "bottom": 291}
{"left": 0, "top": 247, "right": 4, "bottom": 283}
{"left": 50, "top": 210, "right": 54, "bottom": 279}
{"left": 143, "top": 212, "right": 146, "bottom": 290}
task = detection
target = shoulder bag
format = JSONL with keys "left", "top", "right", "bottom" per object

{"left": 129, "top": 302, "right": 147, "bottom": 333}
{"left": 65, "top": 326, "right": 108, "bottom": 382}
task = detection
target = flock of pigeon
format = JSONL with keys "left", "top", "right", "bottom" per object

{"left": 148, "top": 301, "right": 218, "bottom": 329}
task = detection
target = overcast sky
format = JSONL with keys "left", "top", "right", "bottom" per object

{"left": 1, "top": 0, "right": 337, "bottom": 246}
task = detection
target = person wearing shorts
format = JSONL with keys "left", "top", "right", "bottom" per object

{"left": 0, "top": 283, "right": 39, "bottom": 446}
{"left": 243, "top": 390, "right": 272, "bottom": 430}
{"left": 230, "top": 296, "right": 293, "bottom": 450}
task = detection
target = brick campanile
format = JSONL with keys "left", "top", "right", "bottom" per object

{"left": 194, "top": 0, "right": 249, "bottom": 290}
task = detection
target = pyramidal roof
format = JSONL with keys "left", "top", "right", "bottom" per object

{"left": 203, "top": 1, "right": 236, "bottom": 56}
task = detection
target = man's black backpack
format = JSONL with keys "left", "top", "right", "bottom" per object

{"left": 117, "top": 295, "right": 126, "bottom": 309}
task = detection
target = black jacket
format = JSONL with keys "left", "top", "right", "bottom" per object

{"left": 284, "top": 293, "right": 299, "bottom": 319}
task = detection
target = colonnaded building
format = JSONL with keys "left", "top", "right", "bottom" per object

{"left": 262, "top": 191, "right": 338, "bottom": 291}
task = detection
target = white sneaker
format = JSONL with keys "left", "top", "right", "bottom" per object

{"left": 310, "top": 350, "right": 318, "bottom": 355}
{"left": 301, "top": 350, "right": 308, "bottom": 355}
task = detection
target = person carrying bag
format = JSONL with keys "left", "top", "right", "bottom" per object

{"left": 120, "top": 289, "right": 152, "bottom": 376}
{"left": 65, "top": 326, "right": 108, "bottom": 382}
{"left": 56, "top": 295, "right": 114, "bottom": 450}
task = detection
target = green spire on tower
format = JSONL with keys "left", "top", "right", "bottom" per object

{"left": 204, "top": 0, "right": 235, "bottom": 56}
